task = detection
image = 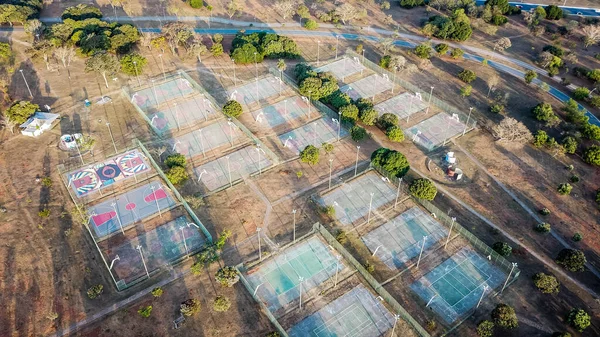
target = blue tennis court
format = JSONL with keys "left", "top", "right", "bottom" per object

{"left": 278, "top": 118, "right": 347, "bottom": 155}
{"left": 167, "top": 120, "right": 248, "bottom": 159}
{"left": 251, "top": 96, "right": 310, "bottom": 130}
{"left": 131, "top": 78, "right": 195, "bottom": 110}
{"left": 245, "top": 236, "right": 343, "bottom": 313}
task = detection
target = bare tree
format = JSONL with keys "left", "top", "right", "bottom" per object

{"left": 490, "top": 117, "right": 532, "bottom": 143}
{"left": 26, "top": 40, "right": 53, "bottom": 71}
{"left": 493, "top": 37, "right": 511, "bottom": 52}
{"left": 54, "top": 45, "right": 76, "bottom": 77}
{"left": 404, "top": 63, "right": 419, "bottom": 75}
{"left": 389, "top": 55, "right": 406, "bottom": 72}
{"left": 24, "top": 19, "right": 43, "bottom": 38}
{"left": 486, "top": 73, "right": 500, "bottom": 97}
{"left": 335, "top": 3, "right": 358, "bottom": 25}
{"left": 226, "top": 0, "right": 241, "bottom": 19}
{"left": 379, "top": 38, "right": 394, "bottom": 56}
{"left": 140, "top": 32, "right": 154, "bottom": 50}
{"left": 162, "top": 22, "right": 193, "bottom": 54}
{"left": 188, "top": 38, "right": 208, "bottom": 62}
{"left": 537, "top": 51, "right": 554, "bottom": 68}
{"left": 581, "top": 25, "right": 600, "bottom": 48}
{"left": 274, "top": 0, "right": 298, "bottom": 20}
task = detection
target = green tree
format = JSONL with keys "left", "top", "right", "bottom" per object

{"left": 451, "top": 48, "right": 464, "bottom": 59}
{"left": 297, "top": 4, "right": 310, "bottom": 18}
{"left": 330, "top": 90, "right": 352, "bottom": 109}
{"left": 322, "top": 143, "right": 334, "bottom": 154}
{"left": 582, "top": 124, "right": 600, "bottom": 141}
{"left": 409, "top": 178, "right": 437, "bottom": 200}
{"left": 460, "top": 85, "right": 472, "bottom": 97}
{"left": 180, "top": 299, "right": 201, "bottom": 316}
{"left": 556, "top": 248, "right": 586, "bottom": 272}
{"left": 573, "top": 87, "right": 590, "bottom": 100}
{"left": 0, "top": 4, "right": 37, "bottom": 26}
{"left": 532, "top": 102, "right": 558, "bottom": 125}
{"left": 524, "top": 70, "right": 537, "bottom": 84}
{"left": 213, "top": 295, "right": 231, "bottom": 312}
{"left": 535, "top": 222, "right": 551, "bottom": 233}
{"left": 386, "top": 126, "right": 404, "bottom": 142}
{"left": 485, "top": 0, "right": 509, "bottom": 14}
{"left": 304, "top": 19, "right": 318, "bottom": 30}
{"left": 491, "top": 303, "right": 518, "bottom": 329}
{"left": 400, "top": 0, "right": 424, "bottom": 8}
{"left": 350, "top": 125, "right": 367, "bottom": 142}
{"left": 87, "top": 284, "right": 104, "bottom": 299}
{"left": 138, "top": 305, "right": 153, "bottom": 318}
{"left": 61, "top": 4, "right": 102, "bottom": 20}
{"left": 563, "top": 99, "right": 588, "bottom": 125}
{"left": 222, "top": 100, "right": 243, "bottom": 118}
{"left": 211, "top": 42, "right": 224, "bottom": 56}
{"left": 376, "top": 113, "right": 398, "bottom": 131}
{"left": 545, "top": 5, "right": 563, "bottom": 20}
{"left": 458, "top": 69, "right": 476, "bottom": 83}
{"left": 340, "top": 104, "right": 359, "bottom": 121}
{"left": 476, "top": 320, "right": 495, "bottom": 337}
{"left": 5, "top": 100, "right": 38, "bottom": 124}
{"left": 557, "top": 183, "right": 572, "bottom": 195}
{"left": 215, "top": 266, "right": 240, "bottom": 287}
{"left": 492, "top": 242, "right": 512, "bottom": 257}
{"left": 151, "top": 287, "right": 163, "bottom": 297}
{"left": 165, "top": 153, "right": 187, "bottom": 168}
{"left": 567, "top": 308, "right": 590, "bottom": 332}
{"left": 0, "top": 42, "right": 14, "bottom": 67}
{"left": 166, "top": 166, "right": 189, "bottom": 186}
{"left": 120, "top": 53, "right": 147, "bottom": 76}
{"left": 414, "top": 44, "right": 432, "bottom": 59}
{"left": 359, "top": 108, "right": 377, "bottom": 126}
{"left": 370, "top": 148, "right": 410, "bottom": 177}
{"left": 583, "top": 145, "right": 600, "bottom": 165}
{"left": 85, "top": 52, "right": 119, "bottom": 88}
{"left": 562, "top": 137, "right": 578, "bottom": 154}
{"left": 189, "top": 0, "right": 203, "bottom": 8}
{"left": 532, "top": 130, "right": 549, "bottom": 147}
{"left": 435, "top": 43, "right": 449, "bottom": 55}
{"left": 532, "top": 272, "right": 560, "bottom": 294}
{"left": 231, "top": 42, "right": 261, "bottom": 64}
{"left": 300, "top": 145, "right": 320, "bottom": 165}
{"left": 587, "top": 69, "right": 600, "bottom": 82}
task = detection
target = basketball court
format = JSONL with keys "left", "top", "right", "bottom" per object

{"left": 131, "top": 77, "right": 195, "bottom": 110}
{"left": 66, "top": 150, "right": 151, "bottom": 198}
{"left": 410, "top": 247, "right": 506, "bottom": 323}
{"left": 340, "top": 75, "right": 394, "bottom": 101}
{"left": 278, "top": 118, "right": 347, "bottom": 155}
{"left": 374, "top": 92, "right": 429, "bottom": 120}
{"left": 315, "top": 56, "right": 366, "bottom": 81}
{"left": 194, "top": 146, "right": 273, "bottom": 193}
{"left": 227, "top": 75, "right": 289, "bottom": 106}
{"left": 250, "top": 96, "right": 310, "bottom": 131}
{"left": 362, "top": 207, "right": 447, "bottom": 270}
{"left": 404, "top": 113, "right": 467, "bottom": 151}
{"left": 87, "top": 181, "right": 177, "bottom": 239}
{"left": 167, "top": 120, "right": 247, "bottom": 159}
{"left": 288, "top": 285, "right": 394, "bottom": 337}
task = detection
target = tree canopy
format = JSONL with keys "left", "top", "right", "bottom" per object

{"left": 409, "top": 178, "right": 437, "bottom": 200}
{"left": 491, "top": 303, "right": 518, "bottom": 329}
{"left": 231, "top": 32, "right": 299, "bottom": 63}
{"left": 222, "top": 100, "right": 243, "bottom": 118}
{"left": 370, "top": 148, "right": 410, "bottom": 178}
{"left": 556, "top": 248, "right": 586, "bottom": 272}
{"left": 5, "top": 100, "right": 38, "bottom": 124}
{"left": 422, "top": 9, "right": 473, "bottom": 42}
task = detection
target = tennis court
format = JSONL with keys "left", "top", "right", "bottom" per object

{"left": 340, "top": 75, "right": 394, "bottom": 101}
{"left": 194, "top": 146, "right": 273, "bottom": 193}
{"left": 251, "top": 96, "right": 310, "bottom": 130}
{"left": 288, "top": 285, "right": 394, "bottom": 337}
{"left": 374, "top": 92, "right": 429, "bottom": 120}
{"left": 410, "top": 247, "right": 506, "bottom": 323}
{"left": 315, "top": 56, "right": 366, "bottom": 80}
{"left": 66, "top": 149, "right": 151, "bottom": 198}
{"left": 167, "top": 120, "right": 247, "bottom": 159}
{"left": 106, "top": 216, "right": 207, "bottom": 288}
{"left": 131, "top": 78, "right": 195, "bottom": 110}
{"left": 88, "top": 181, "right": 177, "bottom": 239}
{"left": 362, "top": 207, "right": 447, "bottom": 270}
{"left": 319, "top": 172, "right": 396, "bottom": 226}
{"left": 228, "top": 75, "right": 288, "bottom": 106}
{"left": 147, "top": 94, "right": 219, "bottom": 134}
{"left": 246, "top": 236, "right": 344, "bottom": 313}
{"left": 404, "top": 113, "right": 467, "bottom": 151}
{"left": 278, "top": 118, "right": 347, "bottom": 155}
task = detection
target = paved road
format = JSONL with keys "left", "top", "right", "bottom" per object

{"left": 474, "top": 0, "right": 600, "bottom": 17}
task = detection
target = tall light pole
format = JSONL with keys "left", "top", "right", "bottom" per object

{"left": 292, "top": 209, "right": 297, "bottom": 242}
{"left": 416, "top": 235, "right": 428, "bottom": 268}
{"left": 226, "top": 156, "right": 232, "bottom": 187}
{"left": 328, "top": 158, "right": 334, "bottom": 190}
{"left": 106, "top": 122, "right": 118, "bottom": 154}
{"left": 463, "top": 107, "right": 473, "bottom": 136}
{"left": 180, "top": 226, "right": 189, "bottom": 257}
{"left": 354, "top": 146, "right": 360, "bottom": 177}
{"left": 299, "top": 276, "right": 305, "bottom": 309}
{"left": 19, "top": 69, "right": 33, "bottom": 99}
{"left": 150, "top": 185, "right": 162, "bottom": 217}
{"left": 444, "top": 217, "right": 456, "bottom": 249}
{"left": 256, "top": 145, "right": 265, "bottom": 175}
{"left": 391, "top": 314, "right": 400, "bottom": 337}
{"left": 74, "top": 137, "right": 85, "bottom": 165}
{"left": 151, "top": 79, "right": 159, "bottom": 106}
{"left": 158, "top": 54, "right": 166, "bottom": 81}
{"left": 308, "top": 91, "right": 312, "bottom": 118}
{"left": 394, "top": 178, "right": 402, "bottom": 209}
{"left": 476, "top": 285, "right": 489, "bottom": 308}
{"left": 198, "top": 128, "right": 206, "bottom": 157}
{"left": 501, "top": 263, "right": 518, "bottom": 293}
{"left": 337, "top": 111, "right": 342, "bottom": 141}
{"left": 227, "top": 118, "right": 235, "bottom": 147}
{"left": 426, "top": 86, "right": 434, "bottom": 114}
{"left": 367, "top": 192, "right": 374, "bottom": 224}
{"left": 334, "top": 255, "right": 340, "bottom": 287}
{"left": 111, "top": 202, "right": 125, "bottom": 234}
{"left": 317, "top": 40, "right": 320, "bottom": 66}
{"left": 335, "top": 35, "right": 339, "bottom": 60}
{"left": 173, "top": 102, "right": 181, "bottom": 131}
{"left": 253, "top": 52, "right": 259, "bottom": 100}
{"left": 132, "top": 60, "right": 141, "bottom": 87}
{"left": 232, "top": 59, "right": 237, "bottom": 86}
{"left": 109, "top": 255, "right": 120, "bottom": 270}
{"left": 136, "top": 245, "right": 150, "bottom": 278}
{"left": 257, "top": 227, "right": 262, "bottom": 261}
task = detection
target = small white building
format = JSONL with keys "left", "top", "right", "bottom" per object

{"left": 19, "top": 112, "right": 60, "bottom": 137}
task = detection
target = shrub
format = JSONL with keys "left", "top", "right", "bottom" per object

{"left": 532, "top": 130, "right": 549, "bottom": 147}
{"left": 211, "top": 42, "right": 224, "bottom": 56}
{"left": 222, "top": 100, "right": 243, "bottom": 118}
{"left": 476, "top": 320, "right": 495, "bottom": 337}
{"left": 138, "top": 305, "right": 153, "bottom": 317}
{"left": 567, "top": 308, "right": 591, "bottom": 332}
{"left": 215, "top": 266, "right": 240, "bottom": 287}
{"left": 573, "top": 87, "right": 590, "bottom": 100}
{"left": 491, "top": 303, "right": 518, "bottom": 329}
{"left": 166, "top": 166, "right": 188, "bottom": 186}
{"left": 376, "top": 113, "right": 399, "bottom": 131}
{"left": 583, "top": 145, "right": 600, "bottom": 165}
{"left": 492, "top": 242, "right": 512, "bottom": 257}
{"left": 435, "top": 43, "right": 449, "bottom": 55}
{"left": 533, "top": 273, "right": 560, "bottom": 294}
{"left": 322, "top": 143, "right": 334, "bottom": 154}
{"left": 38, "top": 208, "right": 50, "bottom": 218}
{"left": 151, "top": 287, "right": 163, "bottom": 297}
{"left": 213, "top": 295, "right": 231, "bottom": 312}
{"left": 409, "top": 178, "right": 437, "bottom": 200}
{"left": 450, "top": 48, "right": 464, "bottom": 59}
{"left": 414, "top": 44, "right": 432, "bottom": 59}
{"left": 460, "top": 85, "right": 472, "bottom": 97}
{"left": 557, "top": 183, "right": 572, "bottom": 195}
{"left": 386, "top": 126, "right": 404, "bottom": 142}
{"left": 587, "top": 69, "right": 600, "bottom": 82}
{"left": 535, "top": 222, "right": 551, "bottom": 233}
{"left": 180, "top": 299, "right": 201, "bottom": 316}
{"left": 545, "top": 5, "right": 563, "bottom": 20}
{"left": 591, "top": 95, "right": 600, "bottom": 107}
{"left": 370, "top": 148, "right": 410, "bottom": 177}
{"left": 165, "top": 153, "right": 187, "bottom": 168}
{"left": 120, "top": 53, "right": 147, "bottom": 75}
{"left": 491, "top": 15, "right": 508, "bottom": 26}
{"left": 336, "top": 229, "right": 347, "bottom": 244}
{"left": 296, "top": 171, "right": 303, "bottom": 179}
{"left": 41, "top": 177, "right": 52, "bottom": 187}
{"left": 524, "top": 70, "right": 537, "bottom": 84}
{"left": 300, "top": 145, "right": 320, "bottom": 165}
{"left": 189, "top": 0, "right": 203, "bottom": 8}
{"left": 340, "top": 104, "right": 359, "bottom": 121}
{"left": 543, "top": 45, "right": 564, "bottom": 58}
{"left": 570, "top": 175, "right": 579, "bottom": 183}
{"left": 582, "top": 124, "right": 600, "bottom": 141}
{"left": 350, "top": 126, "right": 367, "bottom": 142}
{"left": 324, "top": 205, "right": 335, "bottom": 217}
{"left": 572, "top": 232, "right": 583, "bottom": 242}
{"left": 539, "top": 208, "right": 550, "bottom": 215}
{"left": 87, "top": 284, "right": 104, "bottom": 299}
{"left": 359, "top": 108, "right": 377, "bottom": 126}
{"left": 490, "top": 104, "right": 504, "bottom": 114}
{"left": 458, "top": 69, "right": 476, "bottom": 83}
{"left": 556, "top": 249, "right": 586, "bottom": 272}
{"left": 400, "top": 0, "right": 425, "bottom": 8}
{"left": 266, "top": 332, "right": 281, "bottom": 337}
{"left": 364, "top": 260, "right": 375, "bottom": 273}
{"left": 304, "top": 19, "right": 318, "bottom": 30}
{"left": 562, "top": 136, "right": 577, "bottom": 154}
